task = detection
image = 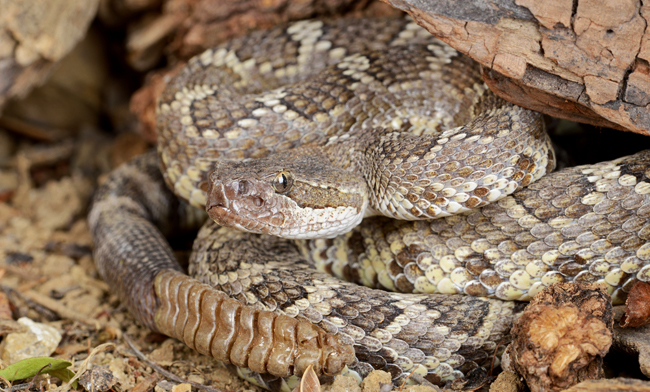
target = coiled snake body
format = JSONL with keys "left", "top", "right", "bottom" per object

{"left": 89, "top": 16, "right": 650, "bottom": 389}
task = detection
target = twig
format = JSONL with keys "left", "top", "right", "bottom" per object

{"left": 399, "top": 367, "right": 419, "bottom": 391}
{"left": 19, "top": 289, "right": 101, "bottom": 328}
{"left": 0, "top": 115, "right": 70, "bottom": 144}
{"left": 2, "top": 266, "right": 42, "bottom": 282}
{"left": 489, "top": 339, "right": 505, "bottom": 377}
{"left": 53, "top": 342, "right": 115, "bottom": 392}
{"left": 122, "top": 334, "right": 231, "bottom": 392}
{"left": 1, "top": 285, "right": 59, "bottom": 321}
{"left": 0, "top": 374, "right": 12, "bottom": 392}
{"left": 24, "top": 364, "right": 51, "bottom": 391}
{"left": 2, "top": 382, "right": 30, "bottom": 392}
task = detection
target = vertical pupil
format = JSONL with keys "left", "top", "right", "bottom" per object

{"left": 274, "top": 172, "right": 290, "bottom": 193}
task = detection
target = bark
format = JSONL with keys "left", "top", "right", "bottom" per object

{"left": 380, "top": 0, "right": 650, "bottom": 134}
{"left": 0, "top": 0, "right": 100, "bottom": 112}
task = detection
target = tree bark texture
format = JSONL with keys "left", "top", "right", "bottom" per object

{"left": 381, "top": 0, "right": 650, "bottom": 134}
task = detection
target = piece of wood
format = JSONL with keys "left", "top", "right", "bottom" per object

{"left": 612, "top": 306, "right": 650, "bottom": 378}
{"left": 0, "top": 0, "right": 100, "bottom": 112}
{"left": 381, "top": 0, "right": 650, "bottom": 134}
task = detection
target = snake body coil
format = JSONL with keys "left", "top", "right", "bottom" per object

{"left": 89, "top": 16, "right": 650, "bottom": 389}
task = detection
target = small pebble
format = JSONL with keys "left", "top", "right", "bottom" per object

{"left": 171, "top": 383, "right": 191, "bottom": 392}
{"left": 0, "top": 317, "right": 62, "bottom": 363}
{"left": 79, "top": 365, "right": 116, "bottom": 392}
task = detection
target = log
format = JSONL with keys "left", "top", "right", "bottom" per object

{"left": 381, "top": 0, "right": 650, "bottom": 134}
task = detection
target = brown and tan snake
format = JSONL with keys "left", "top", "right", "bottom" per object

{"left": 88, "top": 16, "right": 650, "bottom": 389}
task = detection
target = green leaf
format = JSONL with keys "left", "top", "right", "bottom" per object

{"left": 49, "top": 369, "right": 78, "bottom": 388}
{"left": 0, "top": 357, "right": 73, "bottom": 381}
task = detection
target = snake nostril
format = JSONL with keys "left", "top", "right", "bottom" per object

{"left": 253, "top": 197, "right": 263, "bottom": 207}
{"left": 238, "top": 180, "right": 248, "bottom": 195}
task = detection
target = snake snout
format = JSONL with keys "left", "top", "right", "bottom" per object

{"left": 207, "top": 178, "right": 268, "bottom": 215}
{"left": 206, "top": 182, "right": 228, "bottom": 212}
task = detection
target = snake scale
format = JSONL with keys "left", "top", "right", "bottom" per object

{"left": 89, "top": 16, "right": 650, "bottom": 389}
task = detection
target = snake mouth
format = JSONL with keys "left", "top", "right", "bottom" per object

{"left": 206, "top": 180, "right": 280, "bottom": 234}
{"left": 205, "top": 175, "right": 366, "bottom": 239}
{"left": 206, "top": 183, "right": 228, "bottom": 211}
{"left": 206, "top": 182, "right": 241, "bottom": 227}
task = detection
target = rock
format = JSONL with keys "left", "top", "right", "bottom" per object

{"left": 0, "top": 0, "right": 100, "bottom": 111}
{"left": 360, "top": 370, "right": 392, "bottom": 392}
{"left": 325, "top": 374, "right": 361, "bottom": 392}
{"left": 0, "top": 317, "right": 61, "bottom": 363}
{"left": 381, "top": 0, "right": 650, "bottom": 133}
{"left": 562, "top": 378, "right": 650, "bottom": 391}
{"left": 79, "top": 365, "right": 116, "bottom": 392}
{"left": 170, "top": 384, "right": 191, "bottom": 392}
{"left": 489, "top": 371, "right": 526, "bottom": 392}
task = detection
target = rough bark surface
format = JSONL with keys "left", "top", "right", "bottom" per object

{"left": 620, "top": 281, "right": 650, "bottom": 327}
{"left": 0, "top": 0, "right": 100, "bottom": 112}
{"left": 381, "top": 0, "right": 650, "bottom": 134}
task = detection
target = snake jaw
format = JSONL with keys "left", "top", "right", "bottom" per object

{"left": 206, "top": 173, "right": 365, "bottom": 239}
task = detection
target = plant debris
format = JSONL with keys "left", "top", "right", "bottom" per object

{"left": 620, "top": 281, "right": 650, "bottom": 328}
{"left": 506, "top": 283, "right": 614, "bottom": 392}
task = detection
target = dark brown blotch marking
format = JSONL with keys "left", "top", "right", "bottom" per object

{"left": 474, "top": 187, "right": 490, "bottom": 197}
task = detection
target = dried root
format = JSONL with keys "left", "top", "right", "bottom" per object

{"left": 506, "top": 283, "right": 613, "bottom": 392}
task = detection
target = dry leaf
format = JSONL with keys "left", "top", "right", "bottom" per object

{"left": 620, "top": 281, "right": 650, "bottom": 328}
{"left": 291, "top": 365, "right": 320, "bottom": 392}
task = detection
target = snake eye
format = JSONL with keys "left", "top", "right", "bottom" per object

{"left": 272, "top": 171, "right": 293, "bottom": 194}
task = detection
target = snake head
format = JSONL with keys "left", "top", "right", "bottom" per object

{"left": 205, "top": 148, "right": 368, "bottom": 239}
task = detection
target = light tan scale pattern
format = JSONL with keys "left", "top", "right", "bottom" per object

{"left": 351, "top": 104, "right": 551, "bottom": 220}
{"left": 156, "top": 17, "right": 552, "bottom": 221}
{"left": 158, "top": 17, "right": 437, "bottom": 208}
{"left": 189, "top": 222, "right": 517, "bottom": 386}
{"left": 303, "top": 150, "right": 650, "bottom": 303}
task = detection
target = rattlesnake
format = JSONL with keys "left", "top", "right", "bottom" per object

{"left": 89, "top": 16, "right": 650, "bottom": 389}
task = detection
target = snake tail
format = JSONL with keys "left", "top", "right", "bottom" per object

{"left": 154, "top": 270, "right": 355, "bottom": 377}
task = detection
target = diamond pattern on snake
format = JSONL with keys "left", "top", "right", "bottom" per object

{"left": 88, "top": 15, "right": 650, "bottom": 390}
